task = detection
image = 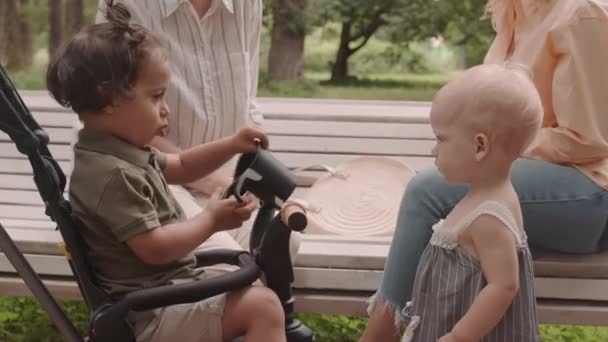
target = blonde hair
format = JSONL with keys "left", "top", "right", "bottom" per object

{"left": 434, "top": 63, "right": 543, "bottom": 159}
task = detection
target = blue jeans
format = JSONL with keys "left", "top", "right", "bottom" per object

{"left": 378, "top": 158, "right": 608, "bottom": 313}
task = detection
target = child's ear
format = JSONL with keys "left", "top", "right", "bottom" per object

{"left": 474, "top": 133, "right": 489, "bottom": 161}
{"left": 97, "top": 84, "right": 119, "bottom": 116}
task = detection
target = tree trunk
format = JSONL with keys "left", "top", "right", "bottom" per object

{"left": 330, "top": 21, "right": 352, "bottom": 83}
{"left": 18, "top": 0, "right": 33, "bottom": 68}
{"left": 49, "top": 0, "right": 64, "bottom": 58}
{"left": 330, "top": 7, "right": 388, "bottom": 83}
{"left": 64, "top": 0, "right": 83, "bottom": 38}
{"left": 0, "top": 0, "right": 24, "bottom": 69}
{"left": 0, "top": 0, "right": 13, "bottom": 66}
{"left": 268, "top": 0, "right": 307, "bottom": 81}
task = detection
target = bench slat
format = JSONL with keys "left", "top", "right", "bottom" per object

{"left": 0, "top": 275, "right": 82, "bottom": 301}
{"left": 265, "top": 120, "right": 434, "bottom": 140}
{"left": 0, "top": 204, "right": 48, "bottom": 220}
{"left": 535, "top": 251, "right": 608, "bottom": 279}
{"left": 0, "top": 228, "right": 61, "bottom": 255}
{"left": 0, "top": 174, "right": 69, "bottom": 191}
{"left": 1, "top": 218, "right": 57, "bottom": 230}
{"left": 261, "top": 98, "right": 431, "bottom": 123}
{"left": 0, "top": 174, "right": 39, "bottom": 190}
{"left": 0, "top": 254, "right": 69, "bottom": 275}
{"left": 0, "top": 143, "right": 72, "bottom": 160}
{"left": 274, "top": 152, "right": 434, "bottom": 171}
{"left": 0, "top": 127, "right": 74, "bottom": 144}
{"left": 295, "top": 237, "right": 389, "bottom": 270}
{"left": 535, "top": 299, "right": 608, "bottom": 326}
{"left": 295, "top": 234, "right": 608, "bottom": 280}
{"left": 292, "top": 266, "right": 608, "bottom": 301}
{"left": 0, "top": 154, "right": 428, "bottom": 190}
{"left": 0, "top": 189, "right": 43, "bottom": 205}
{"left": 270, "top": 136, "right": 433, "bottom": 156}
{"left": 16, "top": 92, "right": 72, "bottom": 113}
{"left": 535, "top": 277, "right": 608, "bottom": 301}
{"left": 31, "top": 111, "right": 77, "bottom": 127}
{"left": 0, "top": 158, "right": 71, "bottom": 175}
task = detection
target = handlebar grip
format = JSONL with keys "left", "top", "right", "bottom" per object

{"left": 280, "top": 202, "right": 307, "bottom": 231}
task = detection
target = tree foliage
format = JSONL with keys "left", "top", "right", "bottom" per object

{"left": 385, "top": 0, "right": 495, "bottom": 67}
{"left": 306, "top": 0, "right": 495, "bottom": 81}
{"left": 308, "top": 0, "right": 406, "bottom": 82}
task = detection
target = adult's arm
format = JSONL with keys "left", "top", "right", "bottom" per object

{"left": 525, "top": 16, "right": 608, "bottom": 164}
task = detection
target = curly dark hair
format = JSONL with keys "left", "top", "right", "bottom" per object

{"left": 46, "top": 0, "right": 162, "bottom": 115}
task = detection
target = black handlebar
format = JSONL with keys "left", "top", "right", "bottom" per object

{"left": 89, "top": 250, "right": 261, "bottom": 342}
{"left": 126, "top": 251, "right": 260, "bottom": 311}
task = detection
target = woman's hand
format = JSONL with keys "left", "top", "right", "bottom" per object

{"left": 231, "top": 127, "right": 269, "bottom": 154}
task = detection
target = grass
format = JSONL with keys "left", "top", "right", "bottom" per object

{"left": 9, "top": 67, "right": 445, "bottom": 102}
{"left": 257, "top": 71, "right": 450, "bottom": 101}
{"left": 0, "top": 296, "right": 607, "bottom": 341}
{"left": 8, "top": 62, "right": 448, "bottom": 102}
{"left": 260, "top": 84, "right": 438, "bottom": 101}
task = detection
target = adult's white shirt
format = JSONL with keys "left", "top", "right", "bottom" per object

{"left": 96, "top": 0, "right": 263, "bottom": 148}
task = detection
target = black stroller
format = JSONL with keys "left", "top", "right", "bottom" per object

{"left": 0, "top": 64, "right": 315, "bottom": 342}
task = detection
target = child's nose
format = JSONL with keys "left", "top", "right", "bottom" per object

{"left": 160, "top": 102, "right": 170, "bottom": 117}
{"left": 431, "top": 143, "right": 438, "bottom": 156}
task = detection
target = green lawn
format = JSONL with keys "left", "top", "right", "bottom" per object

{"left": 255, "top": 71, "right": 447, "bottom": 102}
{"left": 257, "top": 77, "right": 441, "bottom": 101}
{"left": 7, "top": 65, "right": 447, "bottom": 102}
{"left": 0, "top": 296, "right": 606, "bottom": 341}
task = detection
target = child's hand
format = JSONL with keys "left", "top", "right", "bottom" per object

{"left": 206, "top": 189, "right": 258, "bottom": 231}
{"left": 231, "top": 127, "right": 269, "bottom": 154}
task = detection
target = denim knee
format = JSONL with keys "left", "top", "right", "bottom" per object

{"left": 375, "top": 169, "right": 466, "bottom": 310}
{"left": 401, "top": 169, "right": 465, "bottom": 219}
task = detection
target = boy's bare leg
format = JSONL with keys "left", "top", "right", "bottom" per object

{"left": 222, "top": 286, "right": 286, "bottom": 342}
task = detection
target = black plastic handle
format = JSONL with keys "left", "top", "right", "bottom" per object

{"left": 90, "top": 250, "right": 260, "bottom": 342}
{"left": 116, "top": 250, "right": 260, "bottom": 312}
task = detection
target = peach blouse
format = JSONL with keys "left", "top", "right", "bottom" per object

{"left": 485, "top": 0, "right": 608, "bottom": 189}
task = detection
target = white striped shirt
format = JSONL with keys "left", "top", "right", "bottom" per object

{"left": 96, "top": 0, "right": 263, "bottom": 148}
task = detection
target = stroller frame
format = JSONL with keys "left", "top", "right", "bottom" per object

{"left": 0, "top": 64, "right": 314, "bottom": 342}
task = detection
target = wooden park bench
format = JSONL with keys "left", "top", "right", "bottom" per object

{"left": 1, "top": 91, "right": 607, "bottom": 326}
